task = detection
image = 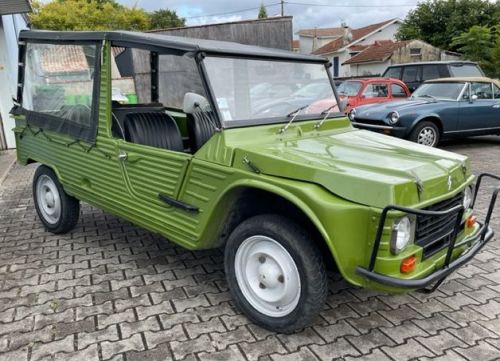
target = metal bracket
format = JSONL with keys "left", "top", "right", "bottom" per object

{"left": 243, "top": 156, "right": 261, "bottom": 174}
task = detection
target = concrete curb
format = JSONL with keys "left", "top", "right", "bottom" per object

{"left": 0, "top": 150, "right": 16, "bottom": 187}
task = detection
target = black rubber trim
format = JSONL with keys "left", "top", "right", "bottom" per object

{"left": 158, "top": 193, "right": 199, "bottom": 213}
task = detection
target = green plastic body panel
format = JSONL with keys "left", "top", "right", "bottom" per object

{"left": 14, "top": 41, "right": 478, "bottom": 293}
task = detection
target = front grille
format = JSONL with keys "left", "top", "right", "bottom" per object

{"left": 415, "top": 192, "right": 464, "bottom": 259}
{"left": 353, "top": 118, "right": 385, "bottom": 126}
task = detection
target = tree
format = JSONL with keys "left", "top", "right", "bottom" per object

{"left": 149, "top": 9, "right": 185, "bottom": 30}
{"left": 451, "top": 25, "right": 500, "bottom": 78}
{"left": 258, "top": 3, "right": 268, "bottom": 19}
{"left": 397, "top": 0, "right": 500, "bottom": 50}
{"left": 451, "top": 25, "right": 494, "bottom": 62}
{"left": 485, "top": 35, "right": 500, "bottom": 78}
{"left": 30, "top": 0, "right": 150, "bottom": 31}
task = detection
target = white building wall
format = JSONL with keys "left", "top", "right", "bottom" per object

{"left": 335, "top": 22, "right": 400, "bottom": 78}
{"left": 299, "top": 37, "right": 313, "bottom": 54}
{"left": 330, "top": 51, "right": 352, "bottom": 77}
{"left": 0, "top": 14, "right": 27, "bottom": 149}
{"left": 350, "top": 61, "right": 390, "bottom": 77}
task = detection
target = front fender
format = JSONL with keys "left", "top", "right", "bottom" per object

{"left": 204, "top": 177, "right": 332, "bottom": 250}
{"left": 195, "top": 173, "right": 374, "bottom": 288}
{"left": 406, "top": 113, "right": 443, "bottom": 136}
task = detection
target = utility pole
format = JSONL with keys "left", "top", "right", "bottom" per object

{"left": 281, "top": 0, "right": 284, "bottom": 16}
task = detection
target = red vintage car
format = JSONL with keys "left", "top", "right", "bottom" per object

{"left": 338, "top": 78, "right": 411, "bottom": 113}
{"left": 306, "top": 77, "right": 411, "bottom": 115}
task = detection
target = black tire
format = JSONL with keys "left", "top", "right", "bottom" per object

{"left": 409, "top": 121, "right": 440, "bottom": 147}
{"left": 33, "top": 165, "right": 80, "bottom": 234}
{"left": 224, "top": 214, "right": 328, "bottom": 333}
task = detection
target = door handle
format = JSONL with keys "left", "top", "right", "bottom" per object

{"left": 493, "top": 104, "right": 500, "bottom": 109}
{"left": 117, "top": 151, "right": 128, "bottom": 161}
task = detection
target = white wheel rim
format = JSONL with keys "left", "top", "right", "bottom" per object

{"left": 36, "top": 174, "right": 61, "bottom": 224}
{"left": 234, "top": 235, "right": 301, "bottom": 317}
{"left": 417, "top": 127, "right": 437, "bottom": 146}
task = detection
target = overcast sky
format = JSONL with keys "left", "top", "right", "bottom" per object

{"left": 119, "top": 0, "right": 421, "bottom": 31}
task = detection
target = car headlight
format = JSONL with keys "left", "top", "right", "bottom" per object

{"left": 388, "top": 111, "right": 400, "bottom": 124}
{"left": 349, "top": 108, "right": 356, "bottom": 121}
{"left": 391, "top": 215, "right": 415, "bottom": 254}
{"left": 463, "top": 186, "right": 473, "bottom": 209}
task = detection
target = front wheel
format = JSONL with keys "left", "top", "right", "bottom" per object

{"left": 224, "top": 214, "right": 328, "bottom": 333}
{"left": 33, "top": 165, "right": 80, "bottom": 234}
{"left": 409, "top": 121, "right": 440, "bottom": 147}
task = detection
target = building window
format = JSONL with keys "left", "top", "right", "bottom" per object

{"left": 410, "top": 47, "right": 422, "bottom": 60}
{"left": 410, "top": 48, "right": 421, "bottom": 55}
{"left": 333, "top": 56, "right": 339, "bottom": 77}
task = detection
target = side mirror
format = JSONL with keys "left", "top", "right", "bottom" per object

{"left": 183, "top": 92, "right": 211, "bottom": 113}
{"left": 470, "top": 94, "right": 478, "bottom": 102}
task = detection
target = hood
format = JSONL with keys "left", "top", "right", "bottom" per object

{"left": 355, "top": 99, "right": 440, "bottom": 119}
{"left": 233, "top": 128, "right": 469, "bottom": 208}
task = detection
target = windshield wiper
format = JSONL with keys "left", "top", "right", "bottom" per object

{"left": 278, "top": 104, "right": 310, "bottom": 134}
{"left": 314, "top": 104, "right": 337, "bottom": 129}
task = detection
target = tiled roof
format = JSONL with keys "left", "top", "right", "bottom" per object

{"left": 342, "top": 40, "right": 409, "bottom": 65}
{"left": 297, "top": 27, "right": 346, "bottom": 38}
{"left": 0, "top": 0, "right": 31, "bottom": 15}
{"left": 312, "top": 37, "right": 343, "bottom": 55}
{"left": 40, "top": 45, "right": 90, "bottom": 74}
{"left": 311, "top": 18, "right": 397, "bottom": 55}
{"left": 348, "top": 44, "right": 370, "bottom": 52}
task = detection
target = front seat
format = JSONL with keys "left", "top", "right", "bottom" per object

{"left": 183, "top": 92, "right": 218, "bottom": 152}
{"left": 123, "top": 112, "right": 184, "bottom": 152}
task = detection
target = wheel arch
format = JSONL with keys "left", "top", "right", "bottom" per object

{"left": 410, "top": 115, "right": 444, "bottom": 136}
{"left": 207, "top": 181, "right": 339, "bottom": 271}
{"left": 33, "top": 162, "right": 64, "bottom": 183}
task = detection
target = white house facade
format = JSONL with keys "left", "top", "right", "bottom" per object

{"left": 0, "top": 0, "right": 30, "bottom": 150}
{"left": 300, "top": 18, "right": 403, "bottom": 78}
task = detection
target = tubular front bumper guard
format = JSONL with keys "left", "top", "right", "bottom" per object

{"left": 356, "top": 173, "right": 500, "bottom": 293}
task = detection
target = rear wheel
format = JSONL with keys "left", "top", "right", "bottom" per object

{"left": 33, "top": 165, "right": 80, "bottom": 234}
{"left": 409, "top": 121, "right": 440, "bottom": 147}
{"left": 224, "top": 214, "right": 328, "bottom": 333}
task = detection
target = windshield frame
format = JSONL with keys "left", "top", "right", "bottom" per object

{"left": 200, "top": 53, "right": 343, "bottom": 129}
{"left": 411, "top": 81, "right": 467, "bottom": 101}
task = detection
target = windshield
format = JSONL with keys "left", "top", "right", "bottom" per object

{"left": 203, "top": 56, "right": 337, "bottom": 123}
{"left": 337, "top": 81, "right": 362, "bottom": 96}
{"left": 411, "top": 82, "right": 465, "bottom": 100}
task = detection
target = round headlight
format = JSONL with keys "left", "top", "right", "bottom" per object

{"left": 391, "top": 216, "right": 414, "bottom": 254}
{"left": 349, "top": 109, "right": 356, "bottom": 121}
{"left": 463, "top": 186, "right": 473, "bottom": 209}
{"left": 388, "top": 111, "right": 400, "bottom": 124}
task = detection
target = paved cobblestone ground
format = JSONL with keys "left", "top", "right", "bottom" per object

{"left": 1, "top": 136, "right": 500, "bottom": 361}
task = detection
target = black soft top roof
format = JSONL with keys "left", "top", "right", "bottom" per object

{"left": 19, "top": 30, "right": 327, "bottom": 63}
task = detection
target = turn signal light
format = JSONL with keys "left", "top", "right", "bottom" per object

{"left": 466, "top": 215, "right": 477, "bottom": 228}
{"left": 400, "top": 255, "right": 417, "bottom": 274}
